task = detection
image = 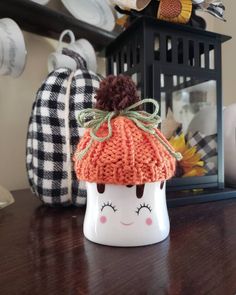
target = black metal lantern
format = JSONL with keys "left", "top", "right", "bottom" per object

{"left": 106, "top": 16, "right": 236, "bottom": 206}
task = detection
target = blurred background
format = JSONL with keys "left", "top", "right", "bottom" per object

{"left": 0, "top": 0, "right": 234, "bottom": 191}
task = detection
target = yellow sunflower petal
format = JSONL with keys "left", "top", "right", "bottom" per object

{"left": 181, "top": 158, "right": 204, "bottom": 168}
{"left": 169, "top": 134, "right": 187, "bottom": 154}
{"left": 183, "top": 167, "right": 207, "bottom": 177}
{"left": 182, "top": 146, "right": 198, "bottom": 160}
{"left": 169, "top": 132, "right": 207, "bottom": 178}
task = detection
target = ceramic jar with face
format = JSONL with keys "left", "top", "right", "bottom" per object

{"left": 74, "top": 75, "right": 178, "bottom": 247}
{"left": 84, "top": 182, "right": 169, "bottom": 247}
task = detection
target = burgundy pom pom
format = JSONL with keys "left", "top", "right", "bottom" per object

{"left": 95, "top": 75, "right": 140, "bottom": 111}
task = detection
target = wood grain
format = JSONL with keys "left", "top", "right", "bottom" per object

{"left": 1, "top": 189, "right": 236, "bottom": 295}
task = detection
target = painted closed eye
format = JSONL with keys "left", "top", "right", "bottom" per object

{"left": 101, "top": 201, "right": 117, "bottom": 213}
{"left": 135, "top": 203, "right": 152, "bottom": 215}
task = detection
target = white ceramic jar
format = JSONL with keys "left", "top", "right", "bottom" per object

{"left": 84, "top": 181, "right": 170, "bottom": 247}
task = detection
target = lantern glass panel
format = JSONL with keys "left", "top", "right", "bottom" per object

{"left": 160, "top": 73, "right": 217, "bottom": 179}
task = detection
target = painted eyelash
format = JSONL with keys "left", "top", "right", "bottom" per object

{"left": 135, "top": 203, "right": 152, "bottom": 215}
{"left": 101, "top": 201, "right": 117, "bottom": 212}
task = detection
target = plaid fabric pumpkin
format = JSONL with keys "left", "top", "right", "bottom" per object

{"left": 187, "top": 131, "right": 217, "bottom": 175}
{"left": 26, "top": 66, "right": 101, "bottom": 206}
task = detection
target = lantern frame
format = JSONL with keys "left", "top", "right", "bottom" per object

{"left": 106, "top": 17, "right": 235, "bottom": 206}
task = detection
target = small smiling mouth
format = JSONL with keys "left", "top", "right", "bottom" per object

{"left": 120, "top": 222, "right": 134, "bottom": 226}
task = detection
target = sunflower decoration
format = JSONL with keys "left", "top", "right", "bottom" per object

{"left": 157, "top": 0, "right": 192, "bottom": 24}
{"left": 169, "top": 133, "right": 207, "bottom": 177}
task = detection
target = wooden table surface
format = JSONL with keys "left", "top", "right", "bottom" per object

{"left": 1, "top": 189, "right": 236, "bottom": 295}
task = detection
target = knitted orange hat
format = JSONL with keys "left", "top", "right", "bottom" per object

{"left": 74, "top": 75, "right": 178, "bottom": 185}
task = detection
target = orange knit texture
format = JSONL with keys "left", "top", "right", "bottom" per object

{"left": 74, "top": 116, "right": 176, "bottom": 185}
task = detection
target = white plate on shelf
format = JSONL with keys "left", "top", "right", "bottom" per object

{"left": 0, "top": 18, "right": 27, "bottom": 78}
{"left": 30, "top": 0, "right": 50, "bottom": 5}
{"left": 61, "top": 0, "right": 115, "bottom": 31}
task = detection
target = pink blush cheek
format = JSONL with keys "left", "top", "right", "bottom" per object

{"left": 100, "top": 216, "right": 107, "bottom": 224}
{"left": 146, "top": 217, "right": 153, "bottom": 226}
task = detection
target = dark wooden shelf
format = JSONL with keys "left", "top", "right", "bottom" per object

{"left": 0, "top": 0, "right": 119, "bottom": 51}
{"left": 2, "top": 189, "right": 236, "bottom": 294}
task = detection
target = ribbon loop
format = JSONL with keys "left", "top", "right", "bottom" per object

{"left": 76, "top": 98, "right": 182, "bottom": 161}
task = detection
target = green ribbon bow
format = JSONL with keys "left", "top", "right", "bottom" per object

{"left": 76, "top": 98, "right": 182, "bottom": 161}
